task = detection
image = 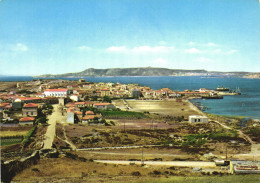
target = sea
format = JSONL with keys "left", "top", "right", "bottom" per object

{"left": 1, "top": 76, "right": 260, "bottom": 119}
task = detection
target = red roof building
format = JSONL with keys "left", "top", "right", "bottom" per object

{"left": 19, "top": 117, "right": 35, "bottom": 125}
{"left": 22, "top": 103, "right": 38, "bottom": 117}
{"left": 23, "top": 103, "right": 39, "bottom": 108}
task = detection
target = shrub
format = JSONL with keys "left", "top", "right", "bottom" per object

{"left": 22, "top": 126, "right": 37, "bottom": 146}
{"left": 131, "top": 171, "right": 141, "bottom": 176}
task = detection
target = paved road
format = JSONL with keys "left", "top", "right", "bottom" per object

{"left": 43, "top": 104, "right": 65, "bottom": 150}
{"left": 95, "top": 160, "right": 216, "bottom": 167}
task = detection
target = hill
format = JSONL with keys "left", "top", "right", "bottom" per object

{"left": 36, "top": 67, "right": 251, "bottom": 78}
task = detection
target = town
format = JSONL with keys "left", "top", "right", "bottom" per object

{"left": 1, "top": 79, "right": 260, "bottom": 182}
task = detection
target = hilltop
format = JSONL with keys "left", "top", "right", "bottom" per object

{"left": 36, "top": 67, "right": 250, "bottom": 77}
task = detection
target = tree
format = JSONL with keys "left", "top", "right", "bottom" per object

{"left": 103, "top": 96, "right": 111, "bottom": 103}
{"left": 36, "top": 117, "right": 47, "bottom": 124}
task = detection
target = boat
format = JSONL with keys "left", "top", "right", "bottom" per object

{"left": 215, "top": 86, "right": 230, "bottom": 91}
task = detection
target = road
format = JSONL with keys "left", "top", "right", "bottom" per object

{"left": 94, "top": 160, "right": 216, "bottom": 167}
{"left": 43, "top": 104, "right": 66, "bottom": 150}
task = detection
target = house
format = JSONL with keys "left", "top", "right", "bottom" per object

{"left": 78, "top": 79, "right": 86, "bottom": 83}
{"left": 189, "top": 115, "right": 208, "bottom": 123}
{"left": 67, "top": 107, "right": 81, "bottom": 124}
{"left": 44, "top": 89, "right": 69, "bottom": 97}
{"left": 0, "top": 103, "right": 12, "bottom": 112}
{"left": 67, "top": 108, "right": 75, "bottom": 123}
{"left": 131, "top": 89, "right": 142, "bottom": 98}
{"left": 82, "top": 111, "right": 102, "bottom": 124}
{"left": 230, "top": 160, "right": 260, "bottom": 174}
{"left": 93, "top": 103, "right": 115, "bottom": 110}
{"left": 70, "top": 95, "right": 80, "bottom": 102}
{"left": 101, "top": 89, "right": 110, "bottom": 97}
{"left": 19, "top": 117, "right": 35, "bottom": 125}
{"left": 22, "top": 103, "right": 38, "bottom": 116}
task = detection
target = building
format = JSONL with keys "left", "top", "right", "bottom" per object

{"left": 44, "top": 89, "right": 69, "bottom": 97}
{"left": 22, "top": 103, "right": 38, "bottom": 116}
{"left": 67, "top": 108, "right": 75, "bottom": 123}
{"left": 70, "top": 95, "right": 80, "bottom": 102}
{"left": 19, "top": 117, "right": 35, "bottom": 125}
{"left": 0, "top": 103, "right": 12, "bottom": 112}
{"left": 131, "top": 89, "right": 142, "bottom": 98}
{"left": 101, "top": 89, "right": 111, "bottom": 97}
{"left": 82, "top": 111, "right": 101, "bottom": 124}
{"left": 230, "top": 160, "right": 260, "bottom": 174}
{"left": 78, "top": 79, "right": 86, "bottom": 83}
{"left": 188, "top": 115, "right": 208, "bottom": 123}
{"left": 93, "top": 103, "right": 115, "bottom": 110}
{"left": 67, "top": 107, "right": 82, "bottom": 124}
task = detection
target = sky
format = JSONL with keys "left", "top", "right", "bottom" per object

{"left": 0, "top": 0, "right": 260, "bottom": 76}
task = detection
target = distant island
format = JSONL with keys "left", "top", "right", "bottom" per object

{"left": 36, "top": 67, "right": 254, "bottom": 78}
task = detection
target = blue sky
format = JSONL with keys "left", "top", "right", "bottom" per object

{"left": 0, "top": 0, "right": 259, "bottom": 75}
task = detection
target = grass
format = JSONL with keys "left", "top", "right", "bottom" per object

{"left": 101, "top": 110, "right": 147, "bottom": 119}
{"left": 140, "top": 175, "right": 260, "bottom": 183}
{"left": 1, "top": 138, "right": 23, "bottom": 146}
{"left": 22, "top": 126, "right": 37, "bottom": 146}
{"left": 0, "top": 130, "right": 28, "bottom": 137}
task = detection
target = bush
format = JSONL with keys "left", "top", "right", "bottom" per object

{"left": 110, "top": 121, "right": 115, "bottom": 126}
{"left": 22, "top": 126, "right": 37, "bottom": 146}
{"left": 131, "top": 171, "right": 141, "bottom": 176}
{"left": 36, "top": 117, "right": 47, "bottom": 124}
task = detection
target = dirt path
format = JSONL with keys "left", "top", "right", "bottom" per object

{"left": 61, "top": 124, "right": 77, "bottom": 150}
{"left": 94, "top": 160, "right": 216, "bottom": 167}
{"left": 43, "top": 104, "right": 66, "bottom": 150}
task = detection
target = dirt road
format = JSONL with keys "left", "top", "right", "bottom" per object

{"left": 43, "top": 104, "right": 66, "bottom": 150}
{"left": 95, "top": 160, "right": 216, "bottom": 167}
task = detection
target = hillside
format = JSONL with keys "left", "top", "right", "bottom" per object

{"left": 36, "top": 67, "right": 250, "bottom": 78}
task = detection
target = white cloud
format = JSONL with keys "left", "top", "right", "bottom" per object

{"left": 188, "top": 41, "right": 196, "bottom": 45}
{"left": 158, "top": 41, "right": 167, "bottom": 45}
{"left": 106, "top": 45, "right": 175, "bottom": 54}
{"left": 184, "top": 48, "right": 202, "bottom": 54}
{"left": 226, "top": 49, "right": 238, "bottom": 55}
{"left": 77, "top": 45, "right": 91, "bottom": 51}
{"left": 13, "top": 43, "right": 28, "bottom": 51}
{"left": 213, "top": 49, "right": 221, "bottom": 53}
{"left": 196, "top": 57, "right": 213, "bottom": 63}
{"left": 132, "top": 46, "right": 174, "bottom": 53}
{"left": 153, "top": 58, "right": 168, "bottom": 64}
{"left": 106, "top": 46, "right": 127, "bottom": 52}
{"left": 206, "top": 42, "right": 217, "bottom": 47}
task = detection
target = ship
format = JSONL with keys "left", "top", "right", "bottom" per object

{"left": 215, "top": 86, "right": 230, "bottom": 91}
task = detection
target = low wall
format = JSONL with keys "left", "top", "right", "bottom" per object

{"left": 1, "top": 150, "right": 40, "bottom": 182}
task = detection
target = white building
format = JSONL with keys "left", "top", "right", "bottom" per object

{"left": 189, "top": 115, "right": 208, "bottom": 123}
{"left": 70, "top": 95, "right": 80, "bottom": 102}
{"left": 44, "top": 89, "right": 69, "bottom": 97}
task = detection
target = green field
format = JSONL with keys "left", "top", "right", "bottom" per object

{"left": 1, "top": 138, "right": 23, "bottom": 146}
{"left": 101, "top": 110, "right": 147, "bottom": 119}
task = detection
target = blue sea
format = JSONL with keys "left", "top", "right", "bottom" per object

{"left": 1, "top": 76, "right": 260, "bottom": 119}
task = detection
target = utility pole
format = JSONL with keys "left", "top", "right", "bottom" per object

{"left": 141, "top": 146, "right": 144, "bottom": 166}
{"left": 226, "top": 145, "right": 228, "bottom": 161}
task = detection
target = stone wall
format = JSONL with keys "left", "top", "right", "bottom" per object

{"left": 1, "top": 150, "right": 40, "bottom": 182}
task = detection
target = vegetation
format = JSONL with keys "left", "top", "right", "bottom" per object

{"left": 22, "top": 126, "right": 37, "bottom": 146}
{"left": 182, "top": 134, "right": 207, "bottom": 147}
{"left": 101, "top": 110, "right": 147, "bottom": 119}
{"left": 16, "top": 89, "right": 34, "bottom": 94}
{"left": 140, "top": 175, "right": 260, "bottom": 183}
{"left": 1, "top": 135, "right": 24, "bottom": 146}
{"left": 36, "top": 117, "right": 47, "bottom": 124}
{"left": 245, "top": 127, "right": 260, "bottom": 136}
